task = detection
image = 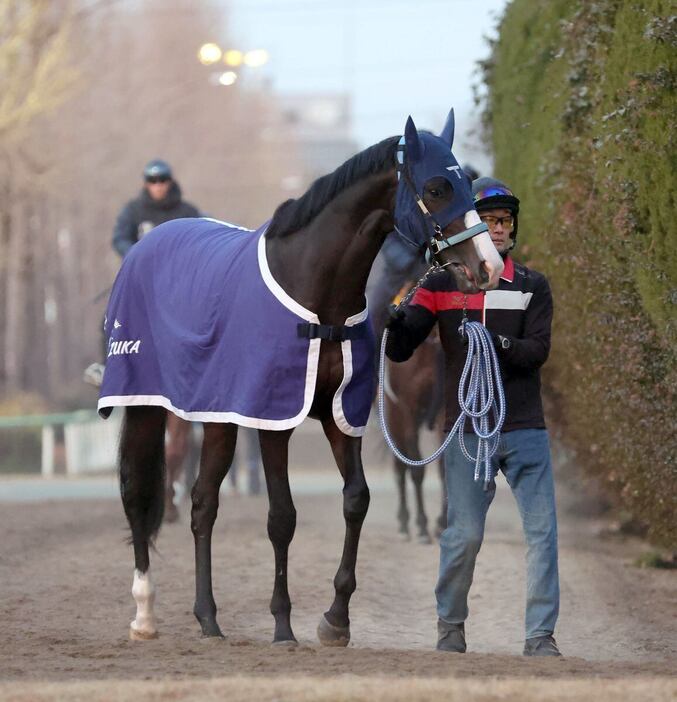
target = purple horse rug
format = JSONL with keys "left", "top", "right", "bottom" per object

{"left": 98, "top": 217, "right": 374, "bottom": 436}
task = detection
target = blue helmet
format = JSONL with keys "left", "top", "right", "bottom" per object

{"left": 143, "top": 159, "right": 172, "bottom": 180}
{"left": 472, "top": 176, "right": 520, "bottom": 243}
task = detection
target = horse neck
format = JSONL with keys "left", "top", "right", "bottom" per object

{"left": 266, "top": 170, "right": 397, "bottom": 324}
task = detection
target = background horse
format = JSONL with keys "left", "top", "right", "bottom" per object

{"left": 368, "top": 275, "right": 446, "bottom": 545}
{"left": 164, "top": 419, "right": 262, "bottom": 523}
{"left": 99, "top": 109, "right": 503, "bottom": 645}
{"left": 163, "top": 414, "right": 195, "bottom": 522}
{"left": 383, "top": 318, "right": 447, "bottom": 543}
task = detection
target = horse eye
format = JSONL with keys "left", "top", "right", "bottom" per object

{"left": 429, "top": 189, "right": 441, "bottom": 198}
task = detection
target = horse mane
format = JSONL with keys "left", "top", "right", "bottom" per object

{"left": 266, "top": 135, "right": 400, "bottom": 238}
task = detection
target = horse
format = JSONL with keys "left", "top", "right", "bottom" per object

{"left": 367, "top": 273, "right": 446, "bottom": 545}
{"left": 97, "top": 108, "right": 504, "bottom": 645}
{"left": 163, "top": 414, "right": 197, "bottom": 522}
{"left": 382, "top": 314, "right": 447, "bottom": 543}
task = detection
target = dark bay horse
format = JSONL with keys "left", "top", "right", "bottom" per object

{"left": 101, "top": 109, "right": 504, "bottom": 645}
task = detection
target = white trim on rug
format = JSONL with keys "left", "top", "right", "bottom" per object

{"left": 99, "top": 336, "right": 321, "bottom": 432}
{"left": 258, "top": 233, "right": 318, "bottom": 323}
{"left": 332, "top": 305, "right": 369, "bottom": 437}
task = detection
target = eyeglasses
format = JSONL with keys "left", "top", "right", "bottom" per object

{"left": 473, "top": 185, "right": 515, "bottom": 201}
{"left": 145, "top": 176, "right": 170, "bottom": 184}
{"left": 480, "top": 214, "right": 514, "bottom": 231}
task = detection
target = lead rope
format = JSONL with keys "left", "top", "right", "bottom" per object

{"left": 377, "top": 286, "right": 506, "bottom": 487}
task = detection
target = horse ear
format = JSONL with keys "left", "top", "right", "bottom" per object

{"left": 404, "top": 116, "right": 422, "bottom": 161}
{"left": 440, "top": 108, "right": 455, "bottom": 147}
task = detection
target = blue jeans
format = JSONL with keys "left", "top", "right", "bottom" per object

{"left": 435, "top": 428, "right": 559, "bottom": 639}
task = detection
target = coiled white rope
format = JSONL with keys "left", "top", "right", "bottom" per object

{"left": 378, "top": 319, "right": 506, "bottom": 486}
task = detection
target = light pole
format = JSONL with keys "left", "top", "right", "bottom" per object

{"left": 197, "top": 43, "right": 269, "bottom": 87}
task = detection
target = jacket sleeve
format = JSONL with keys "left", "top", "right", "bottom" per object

{"left": 112, "top": 202, "right": 137, "bottom": 258}
{"left": 385, "top": 303, "right": 437, "bottom": 362}
{"left": 498, "top": 274, "right": 553, "bottom": 370}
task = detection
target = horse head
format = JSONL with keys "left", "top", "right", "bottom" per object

{"left": 394, "top": 109, "right": 504, "bottom": 292}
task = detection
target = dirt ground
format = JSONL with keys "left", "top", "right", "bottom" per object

{"left": 0, "top": 424, "right": 675, "bottom": 701}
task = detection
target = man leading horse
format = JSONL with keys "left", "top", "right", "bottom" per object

{"left": 386, "top": 177, "right": 561, "bottom": 657}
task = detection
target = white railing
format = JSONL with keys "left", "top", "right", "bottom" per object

{"left": 0, "top": 410, "right": 121, "bottom": 476}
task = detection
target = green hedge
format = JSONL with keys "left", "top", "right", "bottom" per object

{"left": 482, "top": 0, "right": 676, "bottom": 546}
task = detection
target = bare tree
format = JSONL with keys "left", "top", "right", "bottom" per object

{"left": 0, "top": 0, "right": 78, "bottom": 139}
{"left": 1, "top": 0, "right": 307, "bottom": 405}
{"left": 0, "top": 1, "right": 78, "bottom": 395}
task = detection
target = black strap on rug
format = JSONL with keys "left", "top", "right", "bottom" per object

{"left": 297, "top": 322, "right": 367, "bottom": 342}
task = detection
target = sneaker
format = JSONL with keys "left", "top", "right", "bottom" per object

{"left": 436, "top": 620, "right": 466, "bottom": 653}
{"left": 83, "top": 362, "right": 105, "bottom": 387}
{"left": 523, "top": 634, "right": 562, "bottom": 657}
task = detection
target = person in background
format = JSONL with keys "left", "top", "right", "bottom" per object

{"left": 84, "top": 159, "right": 202, "bottom": 521}
{"left": 385, "top": 177, "right": 561, "bottom": 657}
{"left": 85, "top": 158, "right": 201, "bottom": 386}
{"left": 112, "top": 158, "right": 201, "bottom": 257}
{"left": 228, "top": 428, "right": 263, "bottom": 496}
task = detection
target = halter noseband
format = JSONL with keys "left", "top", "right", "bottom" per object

{"left": 395, "top": 138, "right": 488, "bottom": 258}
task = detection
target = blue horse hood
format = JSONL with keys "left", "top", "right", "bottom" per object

{"left": 395, "top": 109, "right": 476, "bottom": 243}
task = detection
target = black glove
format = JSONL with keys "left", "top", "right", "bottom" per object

{"left": 385, "top": 304, "right": 406, "bottom": 330}
{"left": 458, "top": 326, "right": 469, "bottom": 348}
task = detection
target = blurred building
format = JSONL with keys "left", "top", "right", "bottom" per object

{"left": 274, "top": 93, "right": 359, "bottom": 189}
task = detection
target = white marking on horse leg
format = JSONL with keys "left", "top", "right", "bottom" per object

{"left": 465, "top": 210, "right": 504, "bottom": 288}
{"left": 130, "top": 569, "right": 158, "bottom": 639}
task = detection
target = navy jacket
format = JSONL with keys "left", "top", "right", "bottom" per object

{"left": 112, "top": 181, "right": 200, "bottom": 257}
{"left": 385, "top": 256, "right": 553, "bottom": 432}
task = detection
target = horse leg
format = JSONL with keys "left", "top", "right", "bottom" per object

{"left": 164, "top": 415, "right": 191, "bottom": 522}
{"left": 119, "top": 405, "right": 166, "bottom": 640}
{"left": 410, "top": 465, "right": 432, "bottom": 544}
{"left": 258, "top": 428, "right": 297, "bottom": 644}
{"left": 393, "top": 459, "right": 410, "bottom": 540}
{"left": 191, "top": 422, "right": 238, "bottom": 638}
{"left": 399, "top": 427, "right": 430, "bottom": 544}
{"left": 318, "top": 419, "right": 370, "bottom": 647}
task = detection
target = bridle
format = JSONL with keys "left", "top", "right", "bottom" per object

{"left": 394, "top": 137, "right": 489, "bottom": 261}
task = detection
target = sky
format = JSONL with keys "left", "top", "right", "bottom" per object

{"left": 227, "top": 0, "right": 510, "bottom": 172}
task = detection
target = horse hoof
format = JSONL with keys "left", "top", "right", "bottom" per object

{"left": 195, "top": 615, "right": 225, "bottom": 639}
{"left": 418, "top": 533, "right": 433, "bottom": 545}
{"left": 200, "top": 631, "right": 225, "bottom": 640}
{"left": 398, "top": 530, "right": 411, "bottom": 542}
{"left": 317, "top": 614, "right": 350, "bottom": 647}
{"left": 272, "top": 638, "right": 298, "bottom": 648}
{"left": 199, "top": 625, "right": 225, "bottom": 639}
{"left": 129, "top": 626, "right": 158, "bottom": 641}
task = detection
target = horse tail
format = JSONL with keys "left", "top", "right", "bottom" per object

{"left": 118, "top": 406, "right": 167, "bottom": 547}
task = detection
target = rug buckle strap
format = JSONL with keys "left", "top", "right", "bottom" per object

{"left": 297, "top": 322, "right": 364, "bottom": 342}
